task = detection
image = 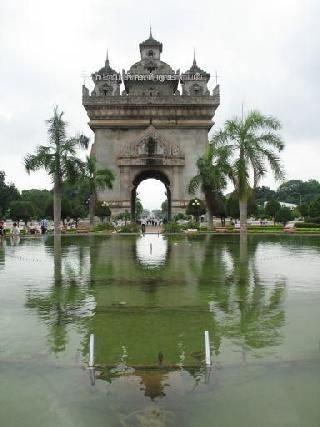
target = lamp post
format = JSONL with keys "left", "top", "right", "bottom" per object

{"left": 192, "top": 199, "right": 200, "bottom": 223}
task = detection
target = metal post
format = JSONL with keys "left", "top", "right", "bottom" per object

{"left": 89, "top": 333, "right": 95, "bottom": 368}
{"left": 204, "top": 330, "right": 211, "bottom": 366}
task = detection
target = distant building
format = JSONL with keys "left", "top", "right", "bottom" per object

{"left": 264, "top": 201, "right": 297, "bottom": 210}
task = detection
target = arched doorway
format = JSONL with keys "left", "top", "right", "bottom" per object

{"left": 131, "top": 170, "right": 171, "bottom": 222}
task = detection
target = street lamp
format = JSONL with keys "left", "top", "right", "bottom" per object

{"left": 192, "top": 199, "right": 200, "bottom": 223}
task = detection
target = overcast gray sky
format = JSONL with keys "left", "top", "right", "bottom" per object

{"left": 0, "top": 0, "right": 319, "bottom": 209}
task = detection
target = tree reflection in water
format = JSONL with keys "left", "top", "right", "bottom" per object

{"left": 200, "top": 234, "right": 286, "bottom": 357}
{"left": 24, "top": 234, "right": 286, "bottom": 369}
{"left": 25, "top": 236, "right": 93, "bottom": 353}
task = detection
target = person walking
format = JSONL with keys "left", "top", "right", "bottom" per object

{"left": 12, "top": 223, "right": 20, "bottom": 236}
{"left": 40, "top": 218, "right": 48, "bottom": 234}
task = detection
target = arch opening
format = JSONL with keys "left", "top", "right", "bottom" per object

{"left": 131, "top": 170, "right": 171, "bottom": 222}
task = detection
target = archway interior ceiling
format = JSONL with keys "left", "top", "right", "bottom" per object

{"left": 133, "top": 170, "right": 170, "bottom": 189}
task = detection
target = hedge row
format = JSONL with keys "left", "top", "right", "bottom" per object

{"left": 295, "top": 222, "right": 320, "bottom": 228}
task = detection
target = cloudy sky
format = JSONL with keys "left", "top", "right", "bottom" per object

{"left": 0, "top": 0, "right": 319, "bottom": 209}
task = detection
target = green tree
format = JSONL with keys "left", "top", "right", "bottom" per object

{"left": 309, "top": 198, "right": 320, "bottom": 220}
{"left": 161, "top": 200, "right": 168, "bottom": 220}
{"left": 95, "top": 202, "right": 111, "bottom": 222}
{"left": 9, "top": 200, "right": 35, "bottom": 226}
{"left": 188, "top": 144, "right": 229, "bottom": 230}
{"left": 135, "top": 196, "right": 143, "bottom": 220}
{"left": 298, "top": 203, "right": 310, "bottom": 218}
{"left": 255, "top": 185, "right": 277, "bottom": 204}
{"left": 21, "top": 189, "right": 52, "bottom": 219}
{"left": 212, "top": 110, "right": 285, "bottom": 233}
{"left": 227, "top": 191, "right": 260, "bottom": 220}
{"left": 276, "top": 179, "right": 320, "bottom": 204}
{"left": 0, "top": 171, "right": 20, "bottom": 217}
{"left": 83, "top": 156, "right": 114, "bottom": 230}
{"left": 265, "top": 199, "right": 281, "bottom": 224}
{"left": 24, "top": 107, "right": 89, "bottom": 234}
{"left": 275, "top": 207, "right": 293, "bottom": 225}
{"left": 63, "top": 181, "right": 90, "bottom": 222}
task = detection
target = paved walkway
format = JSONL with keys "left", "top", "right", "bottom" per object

{"left": 144, "top": 225, "right": 163, "bottom": 234}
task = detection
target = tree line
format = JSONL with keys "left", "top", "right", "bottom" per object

{"left": 1, "top": 107, "right": 320, "bottom": 233}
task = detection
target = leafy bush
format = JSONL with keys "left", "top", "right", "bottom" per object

{"left": 95, "top": 202, "right": 111, "bottom": 221}
{"left": 118, "top": 223, "right": 140, "bottom": 233}
{"left": 296, "top": 228, "right": 320, "bottom": 231}
{"left": 94, "top": 222, "right": 115, "bottom": 232}
{"left": 248, "top": 225, "right": 283, "bottom": 230}
{"left": 295, "top": 222, "right": 320, "bottom": 229}
{"left": 173, "top": 213, "right": 189, "bottom": 221}
{"left": 304, "top": 216, "right": 320, "bottom": 224}
{"left": 163, "top": 221, "right": 182, "bottom": 233}
{"left": 180, "top": 220, "right": 200, "bottom": 230}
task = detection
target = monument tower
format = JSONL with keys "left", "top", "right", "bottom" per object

{"left": 82, "top": 31, "right": 220, "bottom": 219}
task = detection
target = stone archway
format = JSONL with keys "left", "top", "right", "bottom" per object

{"left": 131, "top": 170, "right": 171, "bottom": 221}
{"left": 82, "top": 35, "right": 220, "bottom": 218}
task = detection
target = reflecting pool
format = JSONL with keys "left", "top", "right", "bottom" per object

{"left": 0, "top": 234, "right": 320, "bottom": 426}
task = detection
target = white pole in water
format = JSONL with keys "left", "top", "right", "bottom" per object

{"left": 89, "top": 334, "right": 95, "bottom": 368}
{"left": 204, "top": 330, "right": 211, "bottom": 366}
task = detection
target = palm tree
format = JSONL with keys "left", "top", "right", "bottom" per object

{"left": 24, "top": 106, "right": 89, "bottom": 234}
{"left": 84, "top": 156, "right": 114, "bottom": 229}
{"left": 188, "top": 144, "right": 229, "bottom": 230}
{"left": 212, "top": 110, "right": 285, "bottom": 233}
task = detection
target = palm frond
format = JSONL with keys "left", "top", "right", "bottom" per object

{"left": 257, "top": 147, "right": 285, "bottom": 181}
{"left": 46, "top": 106, "right": 66, "bottom": 146}
{"left": 62, "top": 157, "right": 85, "bottom": 184}
{"left": 95, "top": 168, "right": 115, "bottom": 190}
{"left": 188, "top": 174, "right": 201, "bottom": 194}
{"left": 24, "top": 145, "right": 54, "bottom": 173}
{"left": 256, "top": 132, "right": 284, "bottom": 151}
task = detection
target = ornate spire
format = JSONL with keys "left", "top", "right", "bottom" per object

{"left": 139, "top": 30, "right": 163, "bottom": 53}
{"left": 105, "top": 49, "right": 109, "bottom": 66}
{"left": 185, "top": 52, "right": 210, "bottom": 82}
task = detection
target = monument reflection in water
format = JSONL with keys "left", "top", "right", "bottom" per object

{"left": 25, "top": 235, "right": 287, "bottom": 392}
{"left": 4, "top": 233, "right": 319, "bottom": 425}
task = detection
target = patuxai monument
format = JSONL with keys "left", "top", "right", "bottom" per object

{"left": 82, "top": 30, "right": 220, "bottom": 219}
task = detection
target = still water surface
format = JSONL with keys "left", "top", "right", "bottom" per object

{"left": 0, "top": 234, "right": 319, "bottom": 426}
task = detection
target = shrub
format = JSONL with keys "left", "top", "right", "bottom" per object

{"left": 180, "top": 220, "right": 200, "bottom": 231}
{"left": 163, "top": 221, "right": 182, "bottom": 233}
{"left": 118, "top": 223, "right": 140, "bottom": 233}
{"left": 173, "top": 213, "right": 189, "bottom": 221}
{"left": 304, "top": 216, "right": 320, "bottom": 224}
{"left": 295, "top": 222, "right": 320, "bottom": 229}
{"left": 248, "top": 225, "right": 283, "bottom": 230}
{"left": 94, "top": 222, "right": 115, "bottom": 232}
{"left": 275, "top": 207, "right": 293, "bottom": 225}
